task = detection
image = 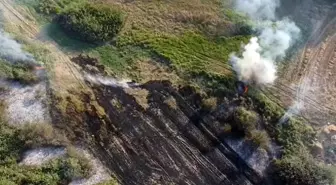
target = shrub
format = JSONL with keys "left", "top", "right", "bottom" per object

{"left": 222, "top": 124, "right": 232, "bottom": 133}
{"left": 272, "top": 153, "right": 334, "bottom": 185}
{"left": 11, "top": 66, "right": 38, "bottom": 84}
{"left": 164, "top": 96, "right": 178, "bottom": 110}
{"left": 276, "top": 118, "right": 316, "bottom": 155}
{"left": 46, "top": 157, "right": 89, "bottom": 182}
{"left": 36, "top": 0, "right": 60, "bottom": 15}
{"left": 58, "top": 3, "right": 124, "bottom": 43}
{"left": 0, "top": 122, "right": 24, "bottom": 164}
{"left": 202, "top": 97, "right": 217, "bottom": 111}
{"left": 97, "top": 179, "right": 119, "bottom": 185}
{"left": 233, "top": 106, "right": 258, "bottom": 133}
{"left": 249, "top": 89, "right": 284, "bottom": 123}
{"left": 248, "top": 130, "right": 270, "bottom": 150}
{"left": 35, "top": 0, "right": 86, "bottom": 15}
{"left": 18, "top": 123, "right": 69, "bottom": 148}
{"left": 67, "top": 147, "right": 92, "bottom": 178}
{"left": 0, "top": 61, "right": 38, "bottom": 84}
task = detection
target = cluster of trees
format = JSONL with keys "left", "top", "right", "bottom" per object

{"left": 272, "top": 153, "right": 334, "bottom": 185}
{"left": 57, "top": 3, "right": 124, "bottom": 43}
{"left": 37, "top": 0, "right": 125, "bottom": 43}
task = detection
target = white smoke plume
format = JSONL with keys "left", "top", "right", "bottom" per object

{"left": 278, "top": 101, "right": 303, "bottom": 124}
{"left": 234, "top": 0, "right": 280, "bottom": 20}
{"left": 85, "top": 74, "right": 138, "bottom": 88}
{"left": 231, "top": 0, "right": 301, "bottom": 85}
{"left": 231, "top": 37, "right": 276, "bottom": 84}
{"left": 0, "top": 30, "right": 35, "bottom": 63}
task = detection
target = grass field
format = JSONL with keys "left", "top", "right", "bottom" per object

{"left": 8, "top": 0, "right": 335, "bottom": 184}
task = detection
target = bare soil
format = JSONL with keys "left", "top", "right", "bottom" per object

{"left": 267, "top": 0, "right": 336, "bottom": 126}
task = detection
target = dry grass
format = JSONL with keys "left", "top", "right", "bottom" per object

{"left": 131, "top": 59, "right": 183, "bottom": 85}
{"left": 202, "top": 97, "right": 218, "bottom": 111}
{"left": 18, "top": 123, "right": 70, "bottom": 148}
{"left": 124, "top": 88, "right": 149, "bottom": 110}
{"left": 98, "top": 0, "right": 226, "bottom": 35}
{"left": 164, "top": 96, "right": 178, "bottom": 110}
{"left": 248, "top": 130, "right": 270, "bottom": 151}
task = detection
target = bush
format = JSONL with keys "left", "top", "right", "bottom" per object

{"left": 36, "top": 0, "right": 60, "bottom": 15}
{"left": 249, "top": 89, "right": 284, "bottom": 123}
{"left": 18, "top": 123, "right": 69, "bottom": 148}
{"left": 222, "top": 124, "right": 232, "bottom": 133}
{"left": 276, "top": 118, "right": 316, "bottom": 155}
{"left": 46, "top": 156, "right": 89, "bottom": 182}
{"left": 67, "top": 147, "right": 92, "bottom": 178}
{"left": 36, "top": 0, "right": 85, "bottom": 15}
{"left": 202, "top": 97, "right": 217, "bottom": 111}
{"left": 0, "top": 122, "right": 91, "bottom": 184}
{"left": 0, "top": 61, "right": 38, "bottom": 84}
{"left": 248, "top": 130, "right": 270, "bottom": 150}
{"left": 272, "top": 153, "right": 334, "bottom": 185}
{"left": 164, "top": 96, "right": 178, "bottom": 110}
{"left": 0, "top": 122, "right": 25, "bottom": 164}
{"left": 233, "top": 106, "right": 258, "bottom": 133}
{"left": 58, "top": 3, "right": 124, "bottom": 43}
{"left": 11, "top": 67, "right": 38, "bottom": 84}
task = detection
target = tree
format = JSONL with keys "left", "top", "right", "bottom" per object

{"left": 58, "top": 3, "right": 125, "bottom": 43}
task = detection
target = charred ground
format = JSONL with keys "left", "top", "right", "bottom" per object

{"left": 0, "top": 0, "right": 335, "bottom": 185}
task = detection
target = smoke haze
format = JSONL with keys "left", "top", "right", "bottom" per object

{"left": 234, "top": 0, "right": 280, "bottom": 20}
{"left": 231, "top": 0, "right": 300, "bottom": 85}
{"left": 0, "top": 30, "right": 35, "bottom": 63}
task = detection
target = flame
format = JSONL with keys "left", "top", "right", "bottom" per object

{"left": 34, "top": 66, "right": 45, "bottom": 70}
{"left": 244, "top": 86, "right": 249, "bottom": 94}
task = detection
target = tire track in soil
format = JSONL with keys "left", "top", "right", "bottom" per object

{"left": 0, "top": 0, "right": 86, "bottom": 92}
{"left": 270, "top": 8, "right": 336, "bottom": 125}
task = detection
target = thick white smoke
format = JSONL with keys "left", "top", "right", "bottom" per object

{"left": 0, "top": 30, "right": 35, "bottom": 63}
{"left": 231, "top": 0, "right": 300, "bottom": 85}
{"left": 231, "top": 37, "right": 276, "bottom": 84}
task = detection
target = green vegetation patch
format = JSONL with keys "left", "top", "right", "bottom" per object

{"left": 88, "top": 45, "right": 151, "bottom": 77}
{"left": 0, "top": 121, "right": 90, "bottom": 184}
{"left": 57, "top": 3, "right": 125, "bottom": 43}
{"left": 0, "top": 60, "right": 38, "bottom": 84}
{"left": 120, "top": 31, "right": 249, "bottom": 76}
{"left": 272, "top": 150, "right": 334, "bottom": 185}
{"left": 233, "top": 106, "right": 258, "bottom": 132}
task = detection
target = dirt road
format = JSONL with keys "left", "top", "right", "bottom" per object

{"left": 268, "top": 1, "right": 336, "bottom": 126}
{"left": 0, "top": 0, "right": 86, "bottom": 94}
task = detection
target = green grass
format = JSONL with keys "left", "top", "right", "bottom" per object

{"left": 119, "top": 30, "right": 249, "bottom": 75}
{"left": 88, "top": 45, "right": 151, "bottom": 77}
{"left": 0, "top": 60, "right": 38, "bottom": 84}
{"left": 0, "top": 121, "right": 91, "bottom": 184}
{"left": 43, "top": 23, "right": 95, "bottom": 51}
